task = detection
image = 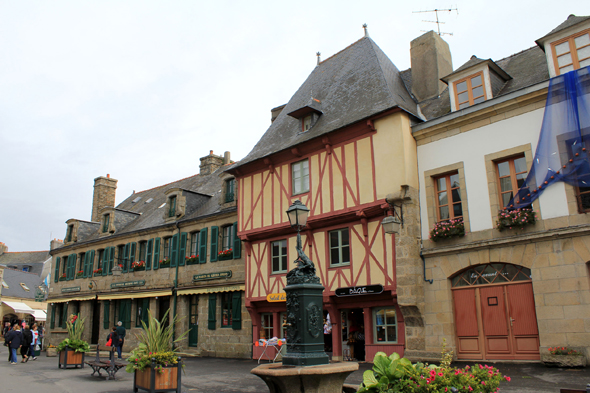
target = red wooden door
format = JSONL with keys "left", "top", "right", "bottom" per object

{"left": 453, "top": 288, "right": 482, "bottom": 359}
{"left": 479, "top": 286, "right": 512, "bottom": 357}
{"left": 506, "top": 283, "right": 540, "bottom": 359}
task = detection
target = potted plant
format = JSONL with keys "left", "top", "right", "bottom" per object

{"left": 127, "top": 310, "right": 187, "bottom": 393}
{"left": 76, "top": 270, "right": 84, "bottom": 278}
{"left": 496, "top": 208, "right": 536, "bottom": 231}
{"left": 541, "top": 347, "right": 587, "bottom": 368}
{"left": 160, "top": 258, "right": 171, "bottom": 267}
{"left": 57, "top": 314, "right": 90, "bottom": 369}
{"left": 46, "top": 344, "right": 58, "bottom": 357}
{"left": 93, "top": 268, "right": 103, "bottom": 276}
{"left": 429, "top": 218, "right": 465, "bottom": 242}
{"left": 218, "top": 248, "right": 233, "bottom": 260}
{"left": 59, "top": 273, "right": 67, "bottom": 281}
{"left": 185, "top": 255, "right": 199, "bottom": 265}
{"left": 132, "top": 260, "right": 146, "bottom": 271}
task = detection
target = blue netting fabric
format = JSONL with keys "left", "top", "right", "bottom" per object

{"left": 508, "top": 66, "right": 590, "bottom": 209}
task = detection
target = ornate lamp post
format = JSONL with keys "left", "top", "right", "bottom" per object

{"left": 282, "top": 200, "right": 329, "bottom": 367}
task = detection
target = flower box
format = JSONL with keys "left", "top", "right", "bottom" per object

{"left": 132, "top": 261, "right": 146, "bottom": 271}
{"left": 133, "top": 359, "right": 182, "bottom": 393}
{"left": 185, "top": 256, "right": 199, "bottom": 265}
{"left": 76, "top": 271, "right": 83, "bottom": 278}
{"left": 429, "top": 218, "right": 465, "bottom": 242}
{"left": 59, "top": 276, "right": 66, "bottom": 281}
{"left": 217, "top": 249, "right": 233, "bottom": 260}
{"left": 133, "top": 267, "right": 146, "bottom": 272}
{"left": 93, "top": 269, "right": 103, "bottom": 276}
{"left": 542, "top": 347, "right": 586, "bottom": 368}
{"left": 496, "top": 208, "right": 536, "bottom": 231}
{"left": 58, "top": 346, "right": 85, "bottom": 369}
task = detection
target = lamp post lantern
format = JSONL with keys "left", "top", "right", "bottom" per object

{"left": 281, "top": 200, "right": 329, "bottom": 367}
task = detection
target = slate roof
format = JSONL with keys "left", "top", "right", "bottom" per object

{"left": 1, "top": 268, "right": 43, "bottom": 300}
{"left": 71, "top": 165, "right": 233, "bottom": 245}
{"left": 232, "top": 36, "right": 420, "bottom": 168}
{"left": 536, "top": 14, "right": 590, "bottom": 44}
{"left": 414, "top": 46, "right": 549, "bottom": 121}
{"left": 0, "top": 251, "right": 51, "bottom": 276}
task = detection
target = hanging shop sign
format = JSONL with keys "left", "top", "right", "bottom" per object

{"left": 193, "top": 271, "right": 232, "bottom": 282}
{"left": 111, "top": 280, "right": 146, "bottom": 289}
{"left": 62, "top": 286, "right": 81, "bottom": 293}
{"left": 335, "top": 284, "right": 383, "bottom": 297}
{"left": 266, "top": 293, "right": 286, "bottom": 302}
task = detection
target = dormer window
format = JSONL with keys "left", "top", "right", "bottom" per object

{"left": 551, "top": 29, "right": 590, "bottom": 75}
{"left": 302, "top": 115, "right": 312, "bottom": 132}
{"left": 168, "top": 196, "right": 177, "bottom": 218}
{"left": 66, "top": 224, "right": 74, "bottom": 242}
{"left": 454, "top": 72, "right": 486, "bottom": 110}
{"left": 287, "top": 97, "right": 322, "bottom": 132}
{"left": 225, "top": 178, "right": 235, "bottom": 203}
{"left": 102, "top": 214, "right": 110, "bottom": 233}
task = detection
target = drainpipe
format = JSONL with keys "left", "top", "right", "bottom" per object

{"left": 420, "top": 250, "right": 433, "bottom": 284}
{"left": 172, "top": 222, "right": 180, "bottom": 346}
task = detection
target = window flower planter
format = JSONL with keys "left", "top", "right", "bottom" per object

{"left": 159, "top": 259, "right": 171, "bottom": 268}
{"left": 59, "top": 274, "right": 67, "bottom": 281}
{"left": 133, "top": 359, "right": 182, "bottom": 393}
{"left": 185, "top": 256, "right": 199, "bottom": 265}
{"left": 496, "top": 208, "right": 536, "bottom": 231}
{"left": 429, "top": 218, "right": 465, "bottom": 242}
{"left": 541, "top": 347, "right": 586, "bottom": 368}
{"left": 132, "top": 261, "right": 146, "bottom": 272}
{"left": 93, "top": 269, "right": 103, "bottom": 276}
{"left": 76, "top": 270, "right": 84, "bottom": 278}
{"left": 217, "top": 249, "right": 233, "bottom": 261}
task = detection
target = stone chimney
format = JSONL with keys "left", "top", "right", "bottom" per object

{"left": 271, "top": 104, "right": 286, "bottom": 123}
{"left": 199, "top": 151, "right": 225, "bottom": 176}
{"left": 91, "top": 174, "right": 118, "bottom": 222}
{"left": 0, "top": 242, "right": 7, "bottom": 256}
{"left": 223, "top": 151, "right": 231, "bottom": 165}
{"left": 410, "top": 31, "right": 453, "bottom": 102}
{"left": 50, "top": 238, "right": 64, "bottom": 250}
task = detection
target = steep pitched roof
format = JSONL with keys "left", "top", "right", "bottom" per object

{"left": 536, "top": 14, "right": 590, "bottom": 44}
{"left": 1, "top": 268, "right": 43, "bottom": 300}
{"left": 0, "top": 251, "right": 50, "bottom": 276}
{"left": 232, "top": 36, "right": 419, "bottom": 168}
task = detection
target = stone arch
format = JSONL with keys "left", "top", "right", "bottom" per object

{"left": 449, "top": 262, "right": 532, "bottom": 288}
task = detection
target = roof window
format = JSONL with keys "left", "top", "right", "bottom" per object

{"left": 20, "top": 283, "right": 30, "bottom": 291}
{"left": 158, "top": 202, "right": 166, "bottom": 209}
{"left": 145, "top": 198, "right": 154, "bottom": 204}
{"left": 132, "top": 196, "right": 142, "bottom": 203}
{"left": 1, "top": 280, "right": 8, "bottom": 289}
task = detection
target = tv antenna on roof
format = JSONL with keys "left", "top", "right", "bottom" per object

{"left": 413, "top": 7, "right": 458, "bottom": 36}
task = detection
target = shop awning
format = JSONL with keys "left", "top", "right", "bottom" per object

{"left": 1, "top": 301, "right": 34, "bottom": 314}
{"left": 177, "top": 285, "right": 244, "bottom": 296}
{"left": 48, "top": 295, "right": 96, "bottom": 303}
{"left": 97, "top": 290, "right": 172, "bottom": 300}
{"left": 30, "top": 309, "right": 47, "bottom": 321}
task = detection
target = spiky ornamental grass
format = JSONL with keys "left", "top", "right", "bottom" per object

{"left": 126, "top": 309, "right": 188, "bottom": 373}
{"left": 57, "top": 314, "right": 90, "bottom": 352}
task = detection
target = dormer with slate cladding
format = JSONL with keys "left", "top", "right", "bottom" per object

{"left": 99, "top": 207, "right": 140, "bottom": 235}
{"left": 535, "top": 14, "right": 590, "bottom": 78}
{"left": 64, "top": 219, "right": 100, "bottom": 244}
{"left": 163, "top": 188, "right": 212, "bottom": 222}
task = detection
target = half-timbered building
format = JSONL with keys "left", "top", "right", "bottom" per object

{"left": 227, "top": 30, "right": 425, "bottom": 362}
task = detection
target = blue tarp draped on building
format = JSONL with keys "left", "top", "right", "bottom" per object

{"left": 509, "top": 66, "right": 590, "bottom": 209}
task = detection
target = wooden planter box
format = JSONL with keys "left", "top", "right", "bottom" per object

{"left": 58, "top": 347, "right": 85, "bottom": 369}
{"left": 218, "top": 253, "right": 233, "bottom": 261}
{"left": 542, "top": 353, "right": 587, "bottom": 368}
{"left": 133, "top": 358, "right": 182, "bottom": 393}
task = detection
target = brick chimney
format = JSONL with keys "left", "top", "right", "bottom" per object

{"left": 0, "top": 242, "right": 7, "bottom": 256}
{"left": 50, "top": 238, "right": 64, "bottom": 250}
{"left": 199, "top": 151, "right": 225, "bottom": 176}
{"left": 410, "top": 31, "right": 453, "bottom": 102}
{"left": 91, "top": 174, "right": 118, "bottom": 222}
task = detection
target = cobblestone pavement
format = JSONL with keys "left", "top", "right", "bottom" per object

{"left": 0, "top": 350, "right": 588, "bottom": 393}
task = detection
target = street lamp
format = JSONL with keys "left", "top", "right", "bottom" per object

{"left": 286, "top": 200, "right": 309, "bottom": 251}
{"left": 381, "top": 215, "right": 401, "bottom": 234}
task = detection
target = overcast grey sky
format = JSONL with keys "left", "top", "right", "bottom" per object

{"left": 0, "top": 1, "right": 588, "bottom": 252}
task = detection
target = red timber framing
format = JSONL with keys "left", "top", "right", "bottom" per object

{"left": 229, "top": 110, "right": 406, "bottom": 362}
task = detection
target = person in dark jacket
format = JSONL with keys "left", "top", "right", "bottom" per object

{"left": 115, "top": 321, "right": 126, "bottom": 359}
{"left": 20, "top": 324, "right": 33, "bottom": 362}
{"left": 5, "top": 324, "right": 23, "bottom": 364}
{"left": 106, "top": 327, "right": 118, "bottom": 348}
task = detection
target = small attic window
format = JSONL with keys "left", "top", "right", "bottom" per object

{"left": 302, "top": 115, "right": 312, "bottom": 132}
{"left": 551, "top": 29, "right": 590, "bottom": 75}
{"left": 22, "top": 266, "right": 30, "bottom": 272}
{"left": 145, "top": 198, "right": 154, "bottom": 204}
{"left": 158, "top": 202, "right": 166, "bottom": 209}
{"left": 132, "top": 196, "right": 142, "bottom": 203}
{"left": 1, "top": 281, "right": 8, "bottom": 289}
{"left": 453, "top": 72, "right": 486, "bottom": 110}
{"left": 20, "top": 283, "right": 30, "bottom": 291}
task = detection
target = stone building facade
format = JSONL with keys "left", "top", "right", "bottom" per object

{"left": 46, "top": 151, "right": 252, "bottom": 359}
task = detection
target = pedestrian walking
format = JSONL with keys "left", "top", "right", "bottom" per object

{"left": 106, "top": 326, "right": 118, "bottom": 348}
{"left": 30, "top": 324, "right": 40, "bottom": 360}
{"left": 115, "top": 321, "right": 126, "bottom": 359}
{"left": 21, "top": 323, "right": 33, "bottom": 362}
{"left": 5, "top": 324, "right": 23, "bottom": 364}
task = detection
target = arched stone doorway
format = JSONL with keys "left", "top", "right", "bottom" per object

{"left": 451, "top": 263, "right": 540, "bottom": 360}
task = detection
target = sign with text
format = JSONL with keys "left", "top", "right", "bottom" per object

{"left": 266, "top": 293, "right": 286, "bottom": 302}
{"left": 193, "top": 271, "right": 232, "bottom": 282}
{"left": 111, "top": 280, "right": 146, "bottom": 289}
{"left": 62, "top": 286, "right": 81, "bottom": 293}
{"left": 335, "top": 284, "right": 384, "bottom": 297}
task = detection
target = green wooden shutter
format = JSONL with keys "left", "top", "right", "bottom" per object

{"left": 171, "top": 233, "right": 179, "bottom": 267}
{"left": 54, "top": 257, "right": 61, "bottom": 283}
{"left": 129, "top": 242, "right": 136, "bottom": 269}
{"left": 102, "top": 248, "right": 109, "bottom": 276}
{"left": 233, "top": 222, "right": 241, "bottom": 259}
{"left": 60, "top": 303, "right": 68, "bottom": 328}
{"left": 50, "top": 305, "right": 56, "bottom": 329}
{"left": 89, "top": 250, "right": 95, "bottom": 277}
{"left": 153, "top": 238, "right": 161, "bottom": 270}
{"left": 120, "top": 299, "right": 131, "bottom": 329}
{"left": 146, "top": 239, "right": 153, "bottom": 270}
{"left": 199, "top": 229, "right": 208, "bottom": 264}
{"left": 108, "top": 246, "right": 115, "bottom": 275}
{"left": 210, "top": 226, "right": 219, "bottom": 262}
{"left": 69, "top": 254, "right": 77, "bottom": 280}
{"left": 208, "top": 294, "right": 217, "bottom": 330}
{"left": 179, "top": 232, "right": 187, "bottom": 266}
{"left": 83, "top": 253, "right": 89, "bottom": 278}
{"left": 123, "top": 243, "right": 130, "bottom": 273}
{"left": 141, "top": 298, "right": 150, "bottom": 327}
{"left": 103, "top": 301, "right": 110, "bottom": 329}
{"left": 231, "top": 291, "right": 242, "bottom": 330}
